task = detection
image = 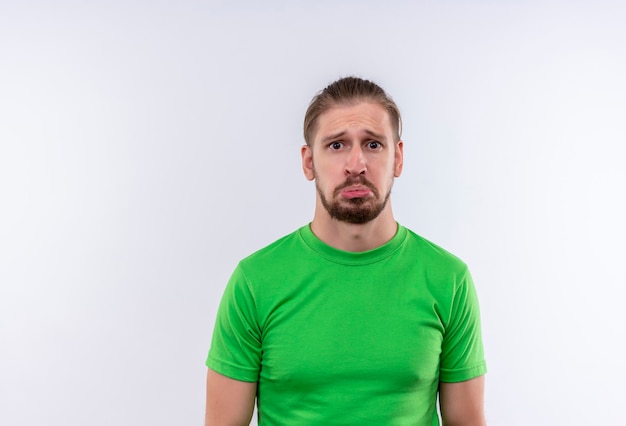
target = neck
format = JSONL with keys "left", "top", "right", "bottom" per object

{"left": 309, "top": 202, "right": 398, "bottom": 252}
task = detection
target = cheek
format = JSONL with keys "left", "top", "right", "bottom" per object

{"left": 314, "top": 161, "right": 338, "bottom": 178}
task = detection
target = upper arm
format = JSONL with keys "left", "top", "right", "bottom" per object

{"left": 205, "top": 368, "right": 257, "bottom": 426}
{"left": 439, "top": 375, "right": 486, "bottom": 426}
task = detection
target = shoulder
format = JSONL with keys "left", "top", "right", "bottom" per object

{"left": 240, "top": 226, "right": 305, "bottom": 264}
{"left": 401, "top": 226, "right": 469, "bottom": 275}
{"left": 234, "top": 226, "right": 312, "bottom": 283}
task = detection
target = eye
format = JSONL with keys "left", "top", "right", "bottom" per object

{"left": 367, "top": 141, "right": 382, "bottom": 150}
{"left": 329, "top": 141, "right": 344, "bottom": 150}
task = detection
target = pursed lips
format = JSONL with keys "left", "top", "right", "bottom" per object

{"left": 333, "top": 176, "right": 379, "bottom": 199}
{"left": 336, "top": 182, "right": 377, "bottom": 199}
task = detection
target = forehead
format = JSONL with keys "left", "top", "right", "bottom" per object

{"left": 313, "top": 102, "right": 393, "bottom": 143}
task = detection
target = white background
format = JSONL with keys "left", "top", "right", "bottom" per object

{"left": 1, "top": 1, "right": 625, "bottom": 425}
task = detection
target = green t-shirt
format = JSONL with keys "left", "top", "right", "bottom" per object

{"left": 207, "top": 224, "right": 486, "bottom": 425}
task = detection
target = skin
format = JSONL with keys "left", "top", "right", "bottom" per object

{"left": 440, "top": 376, "right": 486, "bottom": 426}
{"left": 205, "top": 100, "right": 485, "bottom": 425}
{"left": 301, "top": 101, "right": 403, "bottom": 252}
{"left": 205, "top": 369, "right": 256, "bottom": 426}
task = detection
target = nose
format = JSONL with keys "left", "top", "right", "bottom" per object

{"left": 345, "top": 145, "right": 366, "bottom": 176}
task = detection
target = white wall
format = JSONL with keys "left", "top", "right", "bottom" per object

{"left": 1, "top": 1, "right": 625, "bottom": 424}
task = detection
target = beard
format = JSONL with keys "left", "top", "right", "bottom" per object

{"left": 316, "top": 175, "right": 392, "bottom": 224}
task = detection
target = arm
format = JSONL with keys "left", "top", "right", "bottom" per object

{"left": 205, "top": 368, "right": 257, "bottom": 426}
{"left": 439, "top": 375, "right": 486, "bottom": 426}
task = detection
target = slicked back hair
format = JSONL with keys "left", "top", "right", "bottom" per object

{"left": 303, "top": 76, "right": 402, "bottom": 146}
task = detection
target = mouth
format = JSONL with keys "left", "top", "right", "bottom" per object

{"left": 339, "top": 186, "right": 372, "bottom": 199}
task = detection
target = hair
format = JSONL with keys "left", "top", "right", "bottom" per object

{"left": 303, "top": 76, "right": 402, "bottom": 146}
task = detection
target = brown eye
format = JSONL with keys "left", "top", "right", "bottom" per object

{"left": 368, "top": 141, "right": 381, "bottom": 149}
{"left": 330, "top": 142, "right": 343, "bottom": 150}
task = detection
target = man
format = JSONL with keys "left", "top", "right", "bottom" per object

{"left": 205, "top": 77, "right": 487, "bottom": 425}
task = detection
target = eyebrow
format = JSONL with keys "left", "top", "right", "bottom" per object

{"left": 320, "top": 129, "right": 387, "bottom": 144}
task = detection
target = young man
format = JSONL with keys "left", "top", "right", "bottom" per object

{"left": 205, "top": 77, "right": 487, "bottom": 425}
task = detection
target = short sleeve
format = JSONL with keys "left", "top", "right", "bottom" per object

{"left": 206, "top": 264, "right": 262, "bottom": 382}
{"left": 439, "top": 268, "right": 487, "bottom": 383}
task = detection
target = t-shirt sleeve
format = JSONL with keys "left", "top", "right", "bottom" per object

{"left": 439, "top": 267, "right": 487, "bottom": 383}
{"left": 206, "top": 263, "right": 262, "bottom": 382}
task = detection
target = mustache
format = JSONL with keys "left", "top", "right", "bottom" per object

{"left": 333, "top": 176, "right": 378, "bottom": 197}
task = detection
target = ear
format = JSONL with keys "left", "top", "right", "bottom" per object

{"left": 394, "top": 140, "right": 404, "bottom": 177}
{"left": 301, "top": 144, "right": 315, "bottom": 181}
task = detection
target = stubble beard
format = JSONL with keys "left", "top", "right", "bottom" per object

{"left": 315, "top": 174, "right": 393, "bottom": 225}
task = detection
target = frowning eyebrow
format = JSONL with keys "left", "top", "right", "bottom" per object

{"left": 320, "top": 129, "right": 387, "bottom": 144}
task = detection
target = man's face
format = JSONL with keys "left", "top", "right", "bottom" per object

{"left": 301, "top": 101, "right": 403, "bottom": 224}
